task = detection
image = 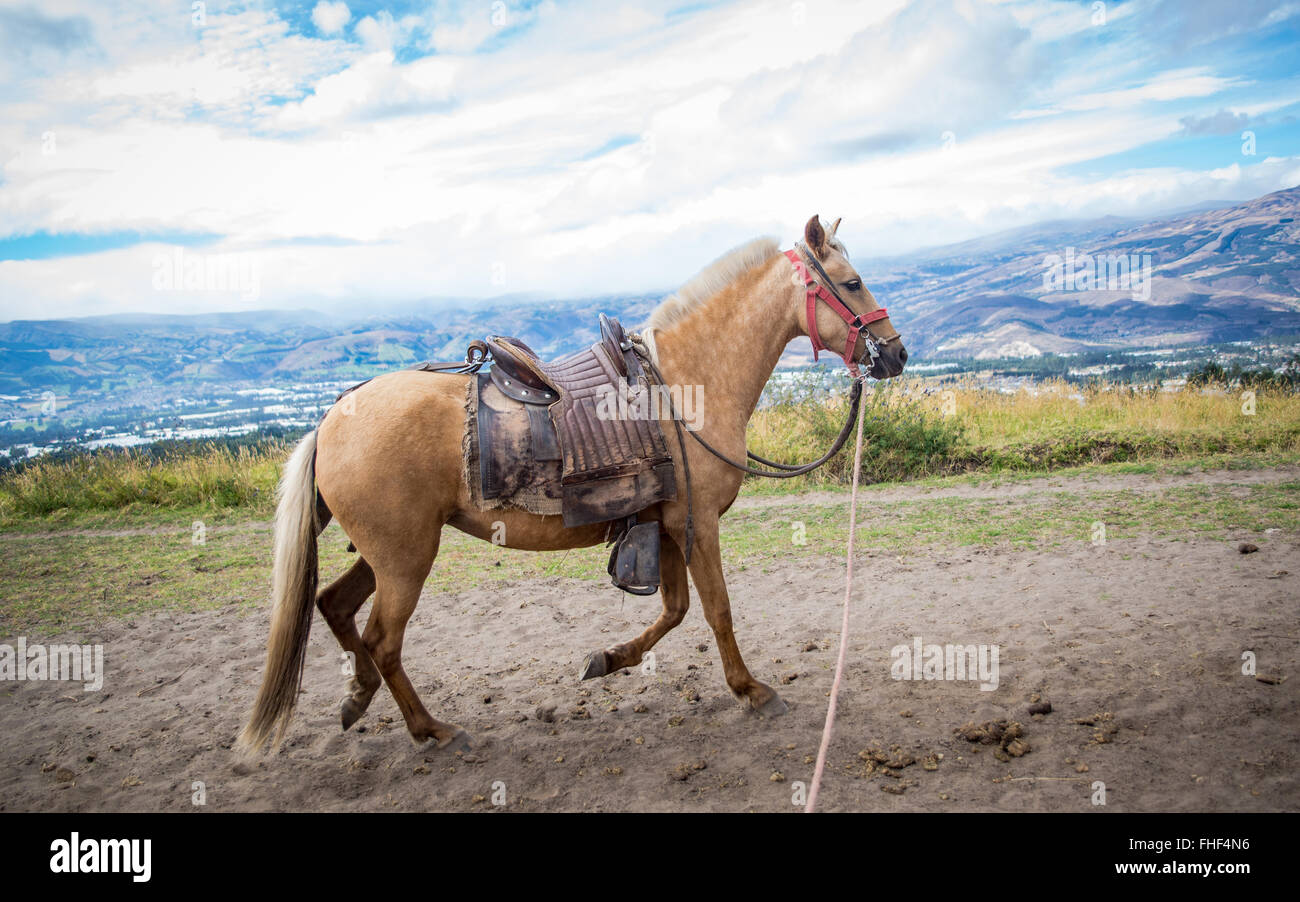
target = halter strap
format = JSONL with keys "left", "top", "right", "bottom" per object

{"left": 785, "top": 246, "right": 890, "bottom": 377}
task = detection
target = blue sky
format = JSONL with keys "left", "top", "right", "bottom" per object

{"left": 0, "top": 0, "right": 1297, "bottom": 319}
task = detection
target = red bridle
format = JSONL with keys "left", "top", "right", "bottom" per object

{"left": 785, "top": 246, "right": 890, "bottom": 378}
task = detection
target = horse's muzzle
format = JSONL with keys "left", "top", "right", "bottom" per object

{"left": 867, "top": 341, "right": 907, "bottom": 380}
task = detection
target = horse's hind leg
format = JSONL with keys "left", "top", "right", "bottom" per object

{"left": 580, "top": 533, "right": 689, "bottom": 680}
{"left": 316, "top": 556, "right": 381, "bottom": 730}
{"left": 363, "top": 537, "right": 470, "bottom": 750}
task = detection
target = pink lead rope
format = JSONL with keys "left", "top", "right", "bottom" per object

{"left": 805, "top": 376, "right": 869, "bottom": 813}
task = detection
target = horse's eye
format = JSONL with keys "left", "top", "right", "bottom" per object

{"left": 845, "top": 280, "right": 861, "bottom": 291}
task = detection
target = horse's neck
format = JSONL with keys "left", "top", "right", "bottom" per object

{"left": 651, "top": 264, "right": 800, "bottom": 432}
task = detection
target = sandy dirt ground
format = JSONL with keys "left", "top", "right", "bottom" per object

{"left": 2, "top": 470, "right": 1297, "bottom": 812}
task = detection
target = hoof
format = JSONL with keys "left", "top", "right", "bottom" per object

{"left": 435, "top": 728, "right": 473, "bottom": 753}
{"left": 580, "top": 650, "right": 610, "bottom": 681}
{"left": 340, "top": 697, "right": 366, "bottom": 731}
{"left": 752, "top": 689, "right": 789, "bottom": 719}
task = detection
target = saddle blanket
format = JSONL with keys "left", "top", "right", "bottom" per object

{"left": 463, "top": 373, "right": 565, "bottom": 518}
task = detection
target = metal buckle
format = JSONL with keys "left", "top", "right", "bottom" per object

{"left": 861, "top": 334, "right": 881, "bottom": 362}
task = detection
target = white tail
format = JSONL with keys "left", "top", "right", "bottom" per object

{"left": 237, "top": 430, "right": 321, "bottom": 752}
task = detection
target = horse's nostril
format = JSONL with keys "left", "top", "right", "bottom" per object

{"left": 899, "top": 348, "right": 908, "bottom": 363}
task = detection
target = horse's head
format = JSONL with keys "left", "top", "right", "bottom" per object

{"left": 793, "top": 214, "right": 906, "bottom": 380}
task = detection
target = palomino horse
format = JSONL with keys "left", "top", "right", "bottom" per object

{"left": 238, "top": 215, "right": 906, "bottom": 752}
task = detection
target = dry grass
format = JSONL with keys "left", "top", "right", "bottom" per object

{"left": 747, "top": 378, "right": 1300, "bottom": 485}
{"left": 949, "top": 378, "right": 1291, "bottom": 447}
{"left": 0, "top": 443, "right": 287, "bottom": 523}
{"left": 1, "top": 381, "right": 1297, "bottom": 524}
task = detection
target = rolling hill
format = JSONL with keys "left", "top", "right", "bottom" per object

{"left": 856, "top": 184, "right": 1300, "bottom": 359}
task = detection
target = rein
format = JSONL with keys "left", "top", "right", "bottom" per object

{"left": 633, "top": 342, "right": 867, "bottom": 568}
{"left": 638, "top": 348, "right": 867, "bottom": 479}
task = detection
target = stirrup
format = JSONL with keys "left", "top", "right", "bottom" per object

{"left": 606, "top": 516, "right": 661, "bottom": 596}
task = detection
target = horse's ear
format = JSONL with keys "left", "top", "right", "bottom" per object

{"left": 804, "top": 215, "right": 827, "bottom": 258}
{"left": 829, "top": 217, "right": 841, "bottom": 238}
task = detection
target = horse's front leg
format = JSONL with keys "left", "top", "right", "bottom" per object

{"left": 580, "top": 532, "right": 689, "bottom": 679}
{"left": 687, "top": 525, "right": 788, "bottom": 717}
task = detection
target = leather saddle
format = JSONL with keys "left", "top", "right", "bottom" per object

{"left": 483, "top": 315, "right": 630, "bottom": 401}
{"left": 473, "top": 315, "right": 676, "bottom": 595}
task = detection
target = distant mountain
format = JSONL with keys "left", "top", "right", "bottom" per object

{"left": 2, "top": 186, "right": 1299, "bottom": 395}
{"left": 855, "top": 185, "right": 1300, "bottom": 359}
{"left": 0, "top": 296, "right": 661, "bottom": 394}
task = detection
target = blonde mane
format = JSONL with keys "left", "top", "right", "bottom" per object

{"left": 644, "top": 236, "right": 781, "bottom": 334}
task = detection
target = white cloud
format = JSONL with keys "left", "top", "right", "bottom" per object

{"left": 1059, "top": 69, "right": 1243, "bottom": 113}
{"left": 355, "top": 10, "right": 424, "bottom": 53}
{"left": 79, "top": 8, "right": 349, "bottom": 121}
{"left": 311, "top": 1, "right": 351, "bottom": 36}
{"left": 6, "top": 152, "right": 1298, "bottom": 322}
{"left": 272, "top": 52, "right": 458, "bottom": 127}
{"left": 0, "top": 0, "right": 1296, "bottom": 320}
